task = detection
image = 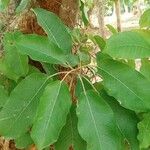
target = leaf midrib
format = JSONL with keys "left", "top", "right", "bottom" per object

{"left": 16, "top": 43, "right": 63, "bottom": 63}
{"left": 7, "top": 77, "right": 49, "bottom": 134}
{"left": 41, "top": 82, "right": 62, "bottom": 148}
{"left": 98, "top": 66, "right": 144, "bottom": 105}
{"left": 81, "top": 88, "right": 102, "bottom": 149}
{"left": 36, "top": 12, "right": 60, "bottom": 48}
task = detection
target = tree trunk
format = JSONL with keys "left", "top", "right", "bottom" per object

{"left": 95, "top": 0, "right": 105, "bottom": 38}
{"left": 19, "top": 0, "right": 78, "bottom": 34}
{"left": 114, "top": 0, "right": 121, "bottom": 32}
{"left": 1, "top": 0, "right": 78, "bottom": 150}
{"left": 59, "top": 0, "right": 79, "bottom": 28}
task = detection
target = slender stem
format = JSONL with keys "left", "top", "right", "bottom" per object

{"left": 80, "top": 75, "right": 99, "bottom": 94}
{"left": 61, "top": 67, "right": 78, "bottom": 83}
{"left": 78, "top": 75, "right": 87, "bottom": 94}
{"left": 46, "top": 64, "right": 98, "bottom": 84}
{"left": 47, "top": 71, "right": 69, "bottom": 80}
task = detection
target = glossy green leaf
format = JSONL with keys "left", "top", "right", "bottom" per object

{"left": 14, "top": 33, "right": 67, "bottom": 65}
{"left": 15, "top": 132, "right": 33, "bottom": 149}
{"left": 106, "top": 24, "right": 118, "bottom": 34}
{"left": 138, "top": 113, "right": 150, "bottom": 149}
{"left": 98, "top": 88, "right": 139, "bottom": 150}
{"left": 13, "top": 32, "right": 81, "bottom": 67}
{"left": 16, "top": 0, "right": 30, "bottom": 13}
{"left": 0, "top": 85, "right": 8, "bottom": 107}
{"left": 97, "top": 53, "right": 150, "bottom": 112}
{"left": 77, "top": 90, "right": 123, "bottom": 150}
{"left": 33, "top": 8, "right": 72, "bottom": 53}
{"left": 0, "top": 0, "right": 10, "bottom": 11}
{"left": 31, "top": 80, "right": 71, "bottom": 150}
{"left": 55, "top": 105, "right": 87, "bottom": 150}
{"left": 139, "top": 9, "right": 150, "bottom": 28}
{"left": 104, "top": 30, "right": 150, "bottom": 59}
{"left": 118, "top": 59, "right": 135, "bottom": 69}
{"left": 80, "top": 0, "right": 89, "bottom": 26}
{"left": 75, "top": 77, "right": 93, "bottom": 98}
{"left": 0, "top": 58, "right": 19, "bottom": 82}
{"left": 0, "top": 73, "right": 49, "bottom": 138}
{"left": 28, "top": 65, "right": 41, "bottom": 75}
{"left": 92, "top": 35, "right": 106, "bottom": 51}
{"left": 78, "top": 51, "right": 90, "bottom": 65}
{"left": 42, "top": 63, "right": 56, "bottom": 75}
{"left": 140, "top": 59, "right": 150, "bottom": 81}
{"left": 0, "top": 32, "right": 29, "bottom": 81}
{"left": 0, "top": 74, "right": 17, "bottom": 93}
{"left": 136, "top": 29, "right": 150, "bottom": 44}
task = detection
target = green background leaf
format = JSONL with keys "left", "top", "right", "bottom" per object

{"left": 104, "top": 31, "right": 150, "bottom": 59}
{"left": 0, "top": 85, "right": 8, "bottom": 108}
{"left": 16, "top": 0, "right": 30, "bottom": 13}
{"left": 55, "top": 105, "right": 87, "bottom": 150}
{"left": 97, "top": 53, "right": 150, "bottom": 112}
{"left": 139, "top": 9, "right": 150, "bottom": 28}
{"left": 98, "top": 87, "right": 139, "bottom": 150}
{"left": 0, "top": 0, "right": 10, "bottom": 11}
{"left": 31, "top": 81, "right": 71, "bottom": 150}
{"left": 33, "top": 8, "right": 72, "bottom": 53}
{"left": 0, "top": 73, "right": 49, "bottom": 139}
{"left": 138, "top": 113, "right": 150, "bottom": 149}
{"left": 14, "top": 33, "right": 67, "bottom": 65}
{"left": 140, "top": 59, "right": 150, "bottom": 81}
{"left": 15, "top": 132, "right": 33, "bottom": 149}
{"left": 77, "top": 90, "right": 123, "bottom": 150}
{"left": 0, "top": 32, "right": 29, "bottom": 81}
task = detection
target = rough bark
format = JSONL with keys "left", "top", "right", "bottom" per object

{"left": 114, "top": 0, "right": 121, "bottom": 32}
{"left": 59, "top": 0, "right": 79, "bottom": 28}
{"left": 19, "top": 0, "right": 78, "bottom": 34}
{"left": 1, "top": 0, "right": 78, "bottom": 149}
{"left": 94, "top": 0, "right": 105, "bottom": 38}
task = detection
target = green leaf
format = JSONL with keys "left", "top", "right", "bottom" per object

{"left": 0, "top": 0, "right": 10, "bottom": 11}
{"left": 138, "top": 113, "right": 150, "bottom": 149}
{"left": 33, "top": 8, "right": 72, "bottom": 53}
{"left": 139, "top": 9, "right": 150, "bottom": 28}
{"left": 0, "top": 73, "right": 49, "bottom": 139}
{"left": 28, "top": 65, "right": 41, "bottom": 75}
{"left": 31, "top": 80, "right": 71, "bottom": 150}
{"left": 13, "top": 32, "right": 81, "bottom": 67}
{"left": 16, "top": 0, "right": 30, "bottom": 13}
{"left": 0, "top": 85, "right": 8, "bottom": 107}
{"left": 0, "top": 74, "right": 17, "bottom": 93}
{"left": 92, "top": 35, "right": 106, "bottom": 51}
{"left": 140, "top": 59, "right": 150, "bottom": 81}
{"left": 98, "top": 88, "right": 139, "bottom": 150}
{"left": 136, "top": 29, "right": 150, "bottom": 44}
{"left": 42, "top": 63, "right": 56, "bottom": 75}
{"left": 77, "top": 90, "right": 123, "bottom": 150}
{"left": 104, "top": 30, "right": 150, "bottom": 59}
{"left": 15, "top": 132, "right": 33, "bottom": 149}
{"left": 75, "top": 77, "right": 93, "bottom": 98}
{"left": 0, "top": 58, "right": 18, "bottom": 82}
{"left": 55, "top": 105, "right": 87, "bottom": 150}
{"left": 106, "top": 24, "right": 118, "bottom": 34}
{"left": 78, "top": 51, "right": 90, "bottom": 65}
{"left": 41, "top": 63, "right": 58, "bottom": 80}
{"left": 14, "top": 33, "right": 67, "bottom": 65}
{"left": 80, "top": 0, "right": 89, "bottom": 26}
{"left": 0, "top": 32, "right": 29, "bottom": 81}
{"left": 97, "top": 53, "right": 150, "bottom": 112}
{"left": 118, "top": 59, "right": 135, "bottom": 69}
